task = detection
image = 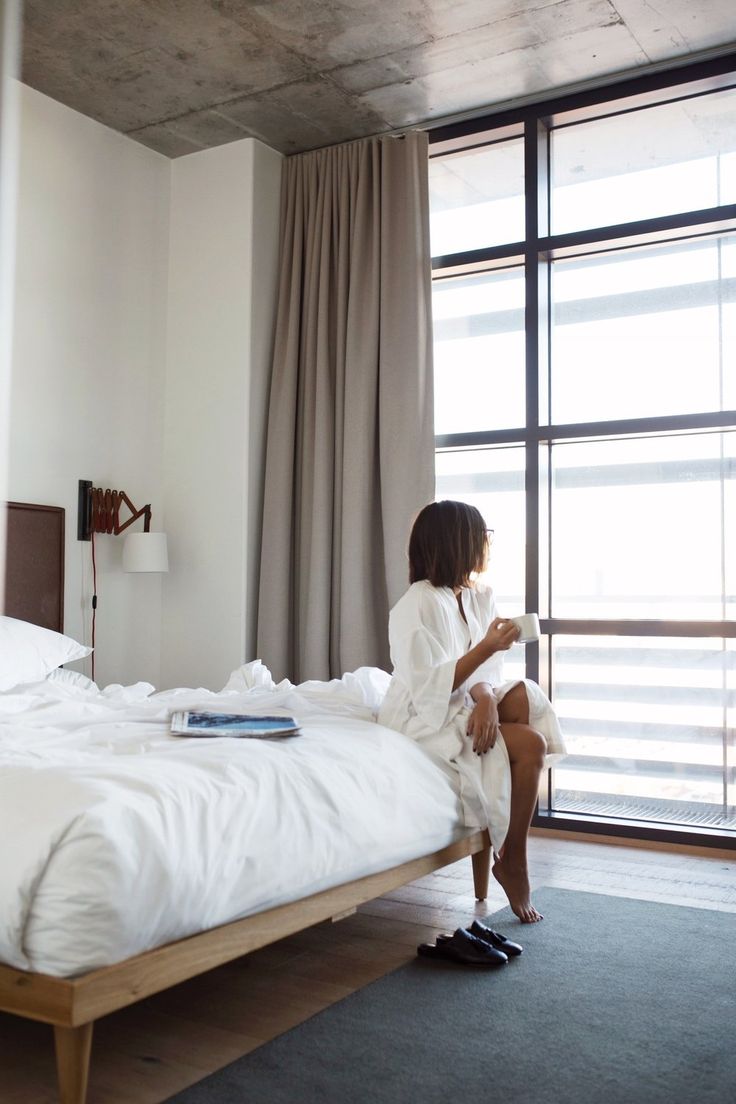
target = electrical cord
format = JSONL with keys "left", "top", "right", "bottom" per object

{"left": 91, "top": 531, "right": 97, "bottom": 683}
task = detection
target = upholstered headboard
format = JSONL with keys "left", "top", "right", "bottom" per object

{"left": 4, "top": 501, "right": 65, "bottom": 632}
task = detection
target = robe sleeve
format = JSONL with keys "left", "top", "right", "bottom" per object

{"left": 388, "top": 588, "right": 458, "bottom": 733}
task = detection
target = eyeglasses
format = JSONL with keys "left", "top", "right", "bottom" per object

{"left": 485, "top": 528, "right": 495, "bottom": 544}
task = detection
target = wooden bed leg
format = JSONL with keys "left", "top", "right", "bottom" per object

{"left": 471, "top": 834, "right": 491, "bottom": 901}
{"left": 54, "top": 1023, "right": 93, "bottom": 1104}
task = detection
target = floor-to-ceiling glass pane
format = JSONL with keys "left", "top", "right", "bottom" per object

{"left": 549, "top": 635, "right": 735, "bottom": 832}
{"left": 436, "top": 446, "right": 526, "bottom": 682}
{"left": 429, "top": 69, "right": 736, "bottom": 845}
{"left": 551, "top": 87, "right": 736, "bottom": 234}
{"left": 433, "top": 268, "right": 525, "bottom": 435}
{"left": 550, "top": 431, "right": 735, "bottom": 621}
{"left": 550, "top": 236, "right": 736, "bottom": 425}
{"left": 429, "top": 138, "right": 524, "bottom": 256}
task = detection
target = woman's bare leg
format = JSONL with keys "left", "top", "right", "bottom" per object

{"left": 497, "top": 681, "right": 530, "bottom": 725}
{"left": 492, "top": 719, "right": 546, "bottom": 923}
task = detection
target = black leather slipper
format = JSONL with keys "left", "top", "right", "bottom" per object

{"left": 417, "top": 928, "right": 508, "bottom": 965}
{"left": 469, "top": 920, "right": 523, "bottom": 956}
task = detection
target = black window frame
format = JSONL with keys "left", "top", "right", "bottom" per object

{"left": 429, "top": 50, "right": 736, "bottom": 851}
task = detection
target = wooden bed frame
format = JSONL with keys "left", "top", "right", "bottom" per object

{"left": 0, "top": 831, "right": 492, "bottom": 1103}
{"left": 0, "top": 500, "right": 493, "bottom": 1103}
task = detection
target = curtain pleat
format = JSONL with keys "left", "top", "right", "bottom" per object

{"left": 257, "top": 132, "right": 434, "bottom": 682}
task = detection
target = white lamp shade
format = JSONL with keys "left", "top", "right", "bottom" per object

{"left": 122, "top": 532, "right": 169, "bottom": 573}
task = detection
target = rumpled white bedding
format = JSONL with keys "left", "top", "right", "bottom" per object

{"left": 0, "top": 662, "right": 462, "bottom": 977}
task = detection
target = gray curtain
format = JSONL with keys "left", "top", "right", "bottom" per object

{"left": 256, "top": 132, "right": 435, "bottom": 682}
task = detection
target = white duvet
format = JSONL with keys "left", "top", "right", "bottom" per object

{"left": 0, "top": 663, "right": 462, "bottom": 977}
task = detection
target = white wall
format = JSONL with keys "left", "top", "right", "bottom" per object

{"left": 245, "top": 142, "right": 284, "bottom": 673}
{"left": 0, "top": 6, "right": 21, "bottom": 590}
{"left": 9, "top": 87, "right": 281, "bottom": 691}
{"left": 9, "top": 85, "right": 170, "bottom": 687}
{"left": 161, "top": 138, "right": 282, "bottom": 690}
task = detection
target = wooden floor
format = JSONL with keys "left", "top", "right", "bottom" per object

{"left": 3, "top": 831, "right": 735, "bottom": 1103}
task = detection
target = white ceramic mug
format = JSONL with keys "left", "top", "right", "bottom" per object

{"left": 508, "top": 612, "right": 540, "bottom": 643}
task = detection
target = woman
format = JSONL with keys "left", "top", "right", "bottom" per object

{"left": 378, "top": 500, "right": 566, "bottom": 923}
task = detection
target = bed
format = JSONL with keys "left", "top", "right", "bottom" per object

{"left": 0, "top": 502, "right": 491, "bottom": 1104}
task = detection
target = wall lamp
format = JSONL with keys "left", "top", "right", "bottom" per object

{"left": 77, "top": 479, "right": 168, "bottom": 572}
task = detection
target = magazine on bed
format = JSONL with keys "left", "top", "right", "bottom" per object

{"left": 170, "top": 711, "right": 301, "bottom": 738}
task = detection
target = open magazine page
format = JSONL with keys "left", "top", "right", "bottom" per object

{"left": 170, "top": 711, "right": 300, "bottom": 737}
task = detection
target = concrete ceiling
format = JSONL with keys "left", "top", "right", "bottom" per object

{"left": 21, "top": 1, "right": 736, "bottom": 159}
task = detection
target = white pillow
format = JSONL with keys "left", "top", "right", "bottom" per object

{"left": 0, "top": 616, "right": 92, "bottom": 691}
{"left": 47, "top": 667, "right": 98, "bottom": 691}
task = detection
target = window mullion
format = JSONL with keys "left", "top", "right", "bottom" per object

{"left": 524, "top": 117, "right": 548, "bottom": 684}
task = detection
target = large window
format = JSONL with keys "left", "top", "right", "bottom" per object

{"left": 429, "top": 56, "right": 736, "bottom": 845}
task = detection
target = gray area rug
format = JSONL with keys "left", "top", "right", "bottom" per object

{"left": 164, "top": 888, "right": 735, "bottom": 1104}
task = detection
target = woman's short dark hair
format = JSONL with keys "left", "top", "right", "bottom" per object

{"left": 408, "top": 500, "right": 488, "bottom": 588}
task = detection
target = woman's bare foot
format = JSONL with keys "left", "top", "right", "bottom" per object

{"left": 492, "top": 856, "right": 543, "bottom": 923}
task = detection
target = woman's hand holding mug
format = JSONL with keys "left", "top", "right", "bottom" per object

{"left": 484, "top": 617, "right": 520, "bottom": 654}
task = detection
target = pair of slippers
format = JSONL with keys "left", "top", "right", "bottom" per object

{"left": 417, "top": 920, "right": 523, "bottom": 966}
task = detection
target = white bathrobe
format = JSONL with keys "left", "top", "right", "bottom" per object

{"left": 377, "top": 580, "right": 566, "bottom": 853}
